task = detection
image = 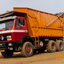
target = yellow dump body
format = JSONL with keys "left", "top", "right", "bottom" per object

{"left": 14, "top": 7, "right": 64, "bottom": 38}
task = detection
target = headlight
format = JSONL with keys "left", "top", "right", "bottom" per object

{"left": 8, "top": 43, "right": 12, "bottom": 46}
{"left": 7, "top": 36, "right": 12, "bottom": 41}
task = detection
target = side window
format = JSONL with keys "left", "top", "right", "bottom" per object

{"left": 19, "top": 18, "right": 25, "bottom": 26}
{"left": 15, "top": 19, "right": 19, "bottom": 28}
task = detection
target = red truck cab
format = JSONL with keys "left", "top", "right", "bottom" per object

{"left": 0, "top": 16, "right": 28, "bottom": 43}
{"left": 0, "top": 11, "right": 35, "bottom": 58}
{"left": 0, "top": 15, "right": 31, "bottom": 56}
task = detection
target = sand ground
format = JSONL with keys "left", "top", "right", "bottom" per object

{"left": 0, "top": 51, "right": 64, "bottom": 64}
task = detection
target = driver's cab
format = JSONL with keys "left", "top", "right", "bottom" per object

{"left": 0, "top": 16, "right": 28, "bottom": 42}
{"left": 15, "top": 16, "right": 27, "bottom": 30}
{"left": 0, "top": 16, "right": 27, "bottom": 31}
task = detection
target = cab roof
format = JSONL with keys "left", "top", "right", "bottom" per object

{"left": 0, "top": 11, "right": 26, "bottom": 18}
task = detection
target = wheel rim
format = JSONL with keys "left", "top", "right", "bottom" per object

{"left": 26, "top": 46, "right": 31, "bottom": 53}
{"left": 59, "top": 42, "right": 63, "bottom": 49}
{"left": 51, "top": 43, "right": 55, "bottom": 50}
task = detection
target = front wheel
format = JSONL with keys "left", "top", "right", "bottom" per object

{"left": 21, "top": 42, "right": 34, "bottom": 57}
{"left": 1, "top": 50, "right": 13, "bottom": 58}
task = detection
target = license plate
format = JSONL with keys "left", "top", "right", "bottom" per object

{"left": 0, "top": 50, "right": 5, "bottom": 52}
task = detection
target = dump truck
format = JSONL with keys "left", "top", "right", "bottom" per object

{"left": 0, "top": 7, "right": 64, "bottom": 58}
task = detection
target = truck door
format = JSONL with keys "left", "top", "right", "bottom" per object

{"left": 15, "top": 17, "right": 28, "bottom": 42}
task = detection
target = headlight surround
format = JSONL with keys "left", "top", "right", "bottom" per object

{"left": 1, "top": 36, "right": 4, "bottom": 40}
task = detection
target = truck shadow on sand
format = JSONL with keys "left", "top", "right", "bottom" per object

{"left": 0, "top": 49, "right": 64, "bottom": 58}
{"left": 0, "top": 51, "right": 56, "bottom": 58}
{"left": 0, "top": 51, "right": 47, "bottom": 58}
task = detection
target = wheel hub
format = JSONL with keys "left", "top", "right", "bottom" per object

{"left": 51, "top": 43, "right": 55, "bottom": 50}
{"left": 59, "top": 43, "right": 63, "bottom": 49}
{"left": 26, "top": 46, "right": 31, "bottom": 53}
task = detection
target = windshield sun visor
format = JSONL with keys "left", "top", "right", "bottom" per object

{"left": 0, "top": 16, "right": 17, "bottom": 22}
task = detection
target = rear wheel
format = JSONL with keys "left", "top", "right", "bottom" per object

{"left": 1, "top": 50, "right": 13, "bottom": 58}
{"left": 46, "top": 40, "right": 56, "bottom": 52}
{"left": 21, "top": 42, "right": 34, "bottom": 57}
{"left": 56, "top": 40, "right": 63, "bottom": 51}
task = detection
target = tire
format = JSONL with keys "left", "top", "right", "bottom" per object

{"left": 21, "top": 42, "right": 34, "bottom": 57}
{"left": 56, "top": 40, "right": 63, "bottom": 51}
{"left": 46, "top": 40, "right": 56, "bottom": 52}
{"left": 1, "top": 50, "right": 13, "bottom": 58}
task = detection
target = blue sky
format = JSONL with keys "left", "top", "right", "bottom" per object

{"left": 0, "top": 0, "right": 64, "bottom": 14}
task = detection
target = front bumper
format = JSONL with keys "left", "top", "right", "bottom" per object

{"left": 0, "top": 42, "right": 21, "bottom": 52}
{"left": 0, "top": 43, "right": 7, "bottom": 50}
{"left": 0, "top": 43, "right": 13, "bottom": 50}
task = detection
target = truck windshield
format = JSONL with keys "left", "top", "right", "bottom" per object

{"left": 0, "top": 19, "right": 14, "bottom": 30}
